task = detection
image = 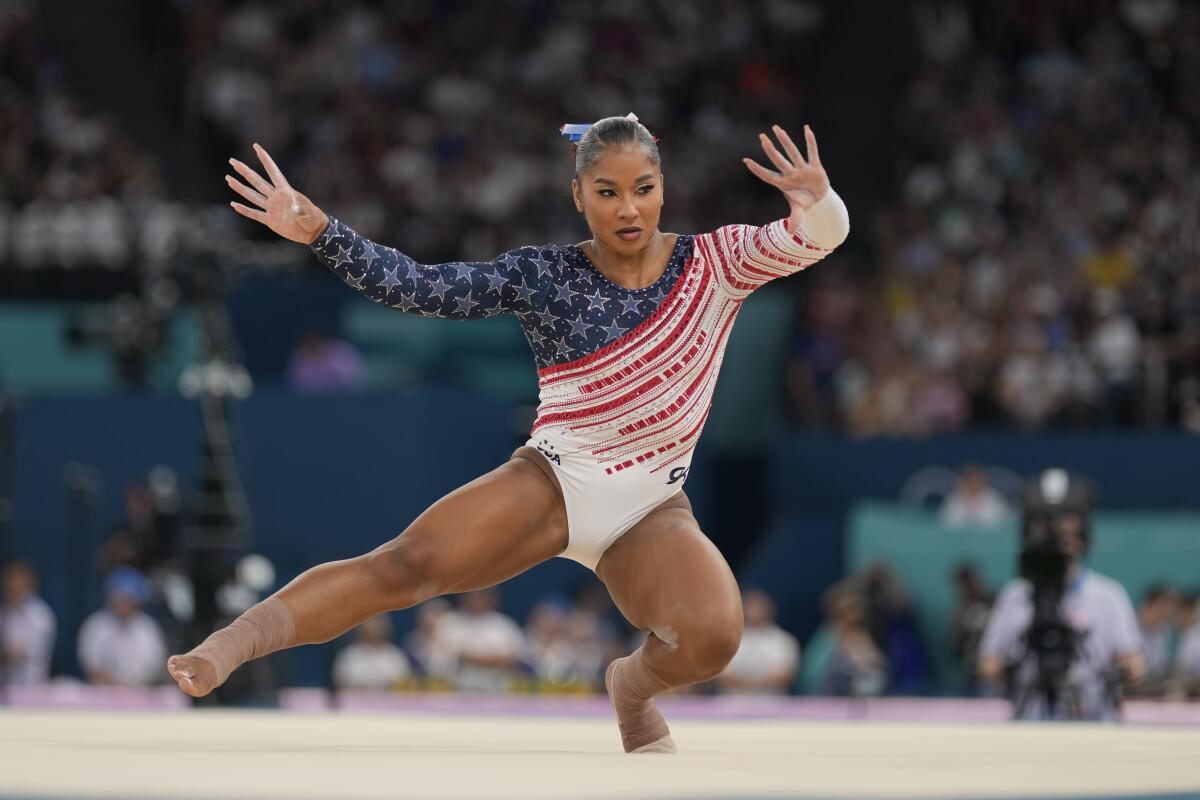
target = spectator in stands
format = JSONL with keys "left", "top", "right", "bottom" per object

{"left": 838, "top": 1, "right": 1199, "bottom": 434}
{"left": 332, "top": 614, "right": 411, "bottom": 691}
{"left": 948, "top": 563, "right": 993, "bottom": 695}
{"left": 403, "top": 599, "right": 458, "bottom": 684}
{"left": 525, "top": 597, "right": 571, "bottom": 685}
{"left": 525, "top": 595, "right": 605, "bottom": 690}
{"left": 1168, "top": 592, "right": 1200, "bottom": 700}
{"left": 996, "top": 324, "right": 1070, "bottom": 430}
{"left": 96, "top": 469, "right": 182, "bottom": 576}
{"left": 77, "top": 567, "right": 166, "bottom": 687}
{"left": 0, "top": 0, "right": 166, "bottom": 276}
{"left": 822, "top": 563, "right": 929, "bottom": 694}
{"left": 1087, "top": 289, "right": 1141, "bottom": 425}
{"left": 1131, "top": 584, "right": 1179, "bottom": 696}
{"left": 562, "top": 603, "right": 607, "bottom": 689}
{"left": 285, "top": 328, "right": 367, "bottom": 394}
{"left": 785, "top": 276, "right": 857, "bottom": 429}
{"left": 440, "top": 589, "right": 526, "bottom": 693}
{"left": 820, "top": 589, "right": 887, "bottom": 697}
{"left": 571, "top": 580, "right": 624, "bottom": 664}
{"left": 939, "top": 464, "right": 1013, "bottom": 527}
{"left": 0, "top": 561, "right": 56, "bottom": 686}
{"left": 718, "top": 589, "right": 800, "bottom": 695}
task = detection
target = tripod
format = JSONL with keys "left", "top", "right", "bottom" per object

{"left": 1010, "top": 603, "right": 1086, "bottom": 720}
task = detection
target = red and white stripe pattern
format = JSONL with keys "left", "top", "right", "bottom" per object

{"left": 531, "top": 218, "right": 837, "bottom": 476}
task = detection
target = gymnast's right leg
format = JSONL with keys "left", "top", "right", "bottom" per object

{"left": 166, "top": 449, "right": 567, "bottom": 697}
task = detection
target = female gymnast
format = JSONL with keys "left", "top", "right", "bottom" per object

{"left": 167, "top": 115, "right": 849, "bottom": 753}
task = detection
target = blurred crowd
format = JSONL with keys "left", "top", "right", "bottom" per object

{"left": 176, "top": 0, "right": 821, "bottom": 260}
{"left": 0, "top": 551, "right": 804, "bottom": 697}
{"left": 787, "top": 1, "right": 1200, "bottom": 434}
{"left": 179, "top": 0, "right": 1200, "bottom": 434}
{"left": 0, "top": 1, "right": 172, "bottom": 273}
{"left": 10, "top": 546, "right": 1198, "bottom": 702}
{"left": 0, "top": 464, "right": 808, "bottom": 694}
{"left": 5, "top": 1, "right": 1199, "bottom": 434}
{"left": 4, "top": 460, "right": 1199, "bottom": 703}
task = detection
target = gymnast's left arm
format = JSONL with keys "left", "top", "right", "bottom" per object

{"left": 721, "top": 124, "right": 849, "bottom": 292}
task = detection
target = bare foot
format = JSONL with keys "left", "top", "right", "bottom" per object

{"left": 166, "top": 654, "right": 219, "bottom": 698}
{"left": 605, "top": 657, "right": 677, "bottom": 754}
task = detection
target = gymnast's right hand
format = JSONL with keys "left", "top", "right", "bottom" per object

{"left": 226, "top": 143, "right": 329, "bottom": 244}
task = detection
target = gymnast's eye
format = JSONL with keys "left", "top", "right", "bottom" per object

{"left": 598, "top": 189, "right": 617, "bottom": 197}
{"left": 637, "top": 184, "right": 655, "bottom": 195}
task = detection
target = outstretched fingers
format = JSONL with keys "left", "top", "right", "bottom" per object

{"left": 226, "top": 174, "right": 268, "bottom": 209}
{"left": 230, "top": 202, "right": 268, "bottom": 225}
{"left": 773, "top": 124, "right": 807, "bottom": 168}
{"left": 804, "top": 125, "right": 821, "bottom": 167}
{"left": 742, "top": 157, "right": 782, "bottom": 187}
{"left": 758, "top": 132, "right": 793, "bottom": 173}
{"left": 253, "top": 143, "right": 290, "bottom": 189}
{"left": 230, "top": 158, "right": 274, "bottom": 196}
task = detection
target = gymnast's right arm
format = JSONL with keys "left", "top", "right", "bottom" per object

{"left": 224, "top": 143, "right": 530, "bottom": 319}
{"left": 309, "top": 216, "right": 529, "bottom": 319}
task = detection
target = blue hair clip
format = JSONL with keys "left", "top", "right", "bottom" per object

{"left": 560, "top": 123, "right": 592, "bottom": 142}
{"left": 561, "top": 114, "right": 644, "bottom": 142}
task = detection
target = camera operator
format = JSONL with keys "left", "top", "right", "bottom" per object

{"left": 976, "top": 469, "right": 1144, "bottom": 720}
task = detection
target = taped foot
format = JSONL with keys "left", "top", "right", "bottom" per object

{"left": 166, "top": 654, "right": 219, "bottom": 698}
{"left": 167, "top": 596, "right": 296, "bottom": 696}
{"left": 631, "top": 735, "right": 677, "bottom": 754}
{"left": 605, "top": 655, "right": 676, "bottom": 754}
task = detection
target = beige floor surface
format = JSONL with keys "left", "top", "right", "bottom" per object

{"left": 1, "top": 710, "right": 1199, "bottom": 799}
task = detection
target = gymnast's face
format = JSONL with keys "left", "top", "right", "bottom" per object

{"left": 572, "top": 145, "right": 664, "bottom": 253}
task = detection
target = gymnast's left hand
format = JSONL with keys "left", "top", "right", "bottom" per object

{"left": 225, "top": 143, "right": 330, "bottom": 244}
{"left": 743, "top": 124, "right": 830, "bottom": 217}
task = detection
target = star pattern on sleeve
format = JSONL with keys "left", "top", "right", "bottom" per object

{"left": 446, "top": 263, "right": 474, "bottom": 283}
{"left": 309, "top": 217, "right": 694, "bottom": 370}
{"left": 484, "top": 270, "right": 507, "bottom": 294}
{"left": 427, "top": 276, "right": 453, "bottom": 301}
{"left": 454, "top": 295, "right": 480, "bottom": 315}
{"left": 514, "top": 281, "right": 536, "bottom": 307}
{"left": 392, "top": 293, "right": 420, "bottom": 313}
{"left": 553, "top": 283, "right": 578, "bottom": 307}
{"left": 530, "top": 251, "right": 556, "bottom": 279}
{"left": 360, "top": 242, "right": 380, "bottom": 268}
{"left": 379, "top": 266, "right": 402, "bottom": 294}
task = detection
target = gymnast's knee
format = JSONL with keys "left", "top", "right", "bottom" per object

{"left": 364, "top": 536, "right": 443, "bottom": 608}
{"left": 671, "top": 613, "right": 743, "bottom": 681}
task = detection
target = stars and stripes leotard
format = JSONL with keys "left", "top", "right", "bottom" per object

{"left": 311, "top": 189, "right": 849, "bottom": 569}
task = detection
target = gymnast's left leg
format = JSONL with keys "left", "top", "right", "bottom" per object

{"left": 595, "top": 493, "right": 744, "bottom": 753}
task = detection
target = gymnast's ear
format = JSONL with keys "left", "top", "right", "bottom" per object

{"left": 572, "top": 177, "right": 584, "bottom": 214}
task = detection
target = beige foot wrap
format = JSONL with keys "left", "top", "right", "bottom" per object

{"left": 186, "top": 596, "right": 297, "bottom": 686}
{"left": 605, "top": 649, "right": 677, "bottom": 754}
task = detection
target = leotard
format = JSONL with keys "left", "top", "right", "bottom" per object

{"left": 311, "top": 189, "right": 849, "bottom": 568}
